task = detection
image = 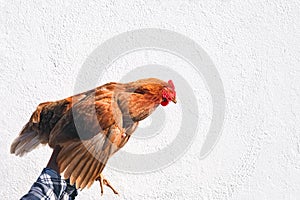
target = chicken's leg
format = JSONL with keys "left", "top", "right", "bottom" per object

{"left": 96, "top": 174, "right": 119, "bottom": 195}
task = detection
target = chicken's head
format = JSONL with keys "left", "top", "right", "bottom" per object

{"left": 161, "top": 80, "right": 177, "bottom": 106}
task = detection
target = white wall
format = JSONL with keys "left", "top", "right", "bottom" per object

{"left": 1, "top": 0, "right": 299, "bottom": 199}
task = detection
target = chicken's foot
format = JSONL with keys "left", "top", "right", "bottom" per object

{"left": 96, "top": 174, "right": 119, "bottom": 195}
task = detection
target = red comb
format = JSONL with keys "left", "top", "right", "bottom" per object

{"left": 168, "top": 80, "right": 175, "bottom": 89}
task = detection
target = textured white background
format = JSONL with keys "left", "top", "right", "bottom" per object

{"left": 1, "top": 0, "right": 300, "bottom": 199}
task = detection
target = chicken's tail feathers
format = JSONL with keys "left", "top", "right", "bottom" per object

{"left": 10, "top": 102, "right": 52, "bottom": 156}
{"left": 10, "top": 124, "right": 41, "bottom": 156}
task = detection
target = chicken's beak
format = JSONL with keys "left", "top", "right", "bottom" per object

{"left": 172, "top": 98, "right": 177, "bottom": 104}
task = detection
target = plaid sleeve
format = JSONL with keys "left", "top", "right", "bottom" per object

{"left": 20, "top": 168, "right": 78, "bottom": 200}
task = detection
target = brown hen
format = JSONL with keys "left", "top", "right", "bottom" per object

{"left": 10, "top": 78, "right": 177, "bottom": 195}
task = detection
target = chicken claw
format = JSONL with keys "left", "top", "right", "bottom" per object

{"left": 96, "top": 174, "right": 119, "bottom": 195}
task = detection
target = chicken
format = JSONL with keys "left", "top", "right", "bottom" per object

{"left": 10, "top": 78, "right": 177, "bottom": 195}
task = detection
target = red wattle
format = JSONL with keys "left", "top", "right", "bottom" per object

{"left": 161, "top": 101, "right": 169, "bottom": 106}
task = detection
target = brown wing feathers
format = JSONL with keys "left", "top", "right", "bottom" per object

{"left": 57, "top": 127, "right": 121, "bottom": 189}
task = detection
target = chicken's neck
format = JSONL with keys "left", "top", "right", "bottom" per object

{"left": 128, "top": 94, "right": 161, "bottom": 122}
